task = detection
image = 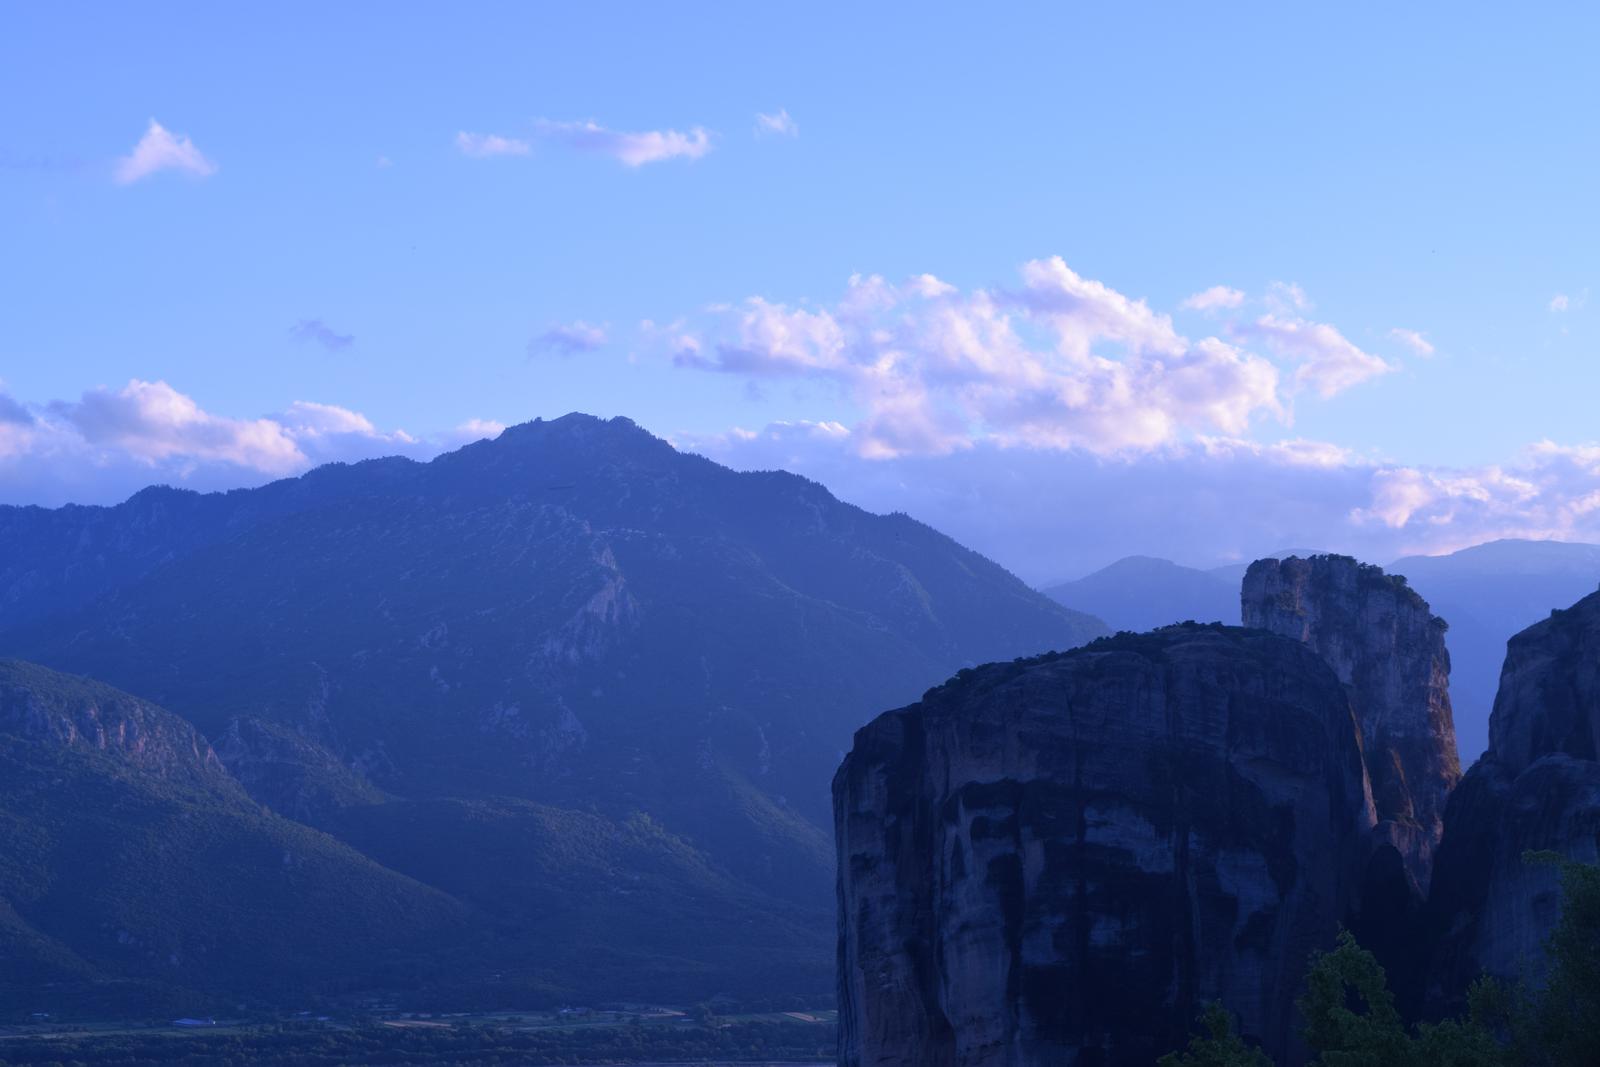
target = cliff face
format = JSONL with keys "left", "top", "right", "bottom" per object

{"left": 1241, "top": 555, "right": 1460, "bottom": 896}
{"left": 0, "top": 658, "right": 227, "bottom": 790}
{"left": 834, "top": 625, "right": 1373, "bottom": 1067}
{"left": 1429, "top": 590, "right": 1600, "bottom": 999}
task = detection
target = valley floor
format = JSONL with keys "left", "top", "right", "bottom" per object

{"left": 0, "top": 1008, "right": 835, "bottom": 1065}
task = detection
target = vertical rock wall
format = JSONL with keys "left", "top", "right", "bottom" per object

{"left": 834, "top": 626, "right": 1373, "bottom": 1066}
{"left": 1428, "top": 589, "right": 1600, "bottom": 1000}
{"left": 1242, "top": 555, "right": 1460, "bottom": 896}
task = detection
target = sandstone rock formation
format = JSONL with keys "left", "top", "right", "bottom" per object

{"left": 1429, "top": 588, "right": 1600, "bottom": 1000}
{"left": 834, "top": 625, "right": 1374, "bottom": 1066}
{"left": 1242, "top": 555, "right": 1460, "bottom": 897}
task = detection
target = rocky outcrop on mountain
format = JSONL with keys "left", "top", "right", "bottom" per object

{"left": 1242, "top": 555, "right": 1459, "bottom": 897}
{"left": 834, "top": 625, "right": 1373, "bottom": 1066}
{"left": 1428, "top": 590, "right": 1600, "bottom": 1001}
{"left": 0, "top": 658, "right": 227, "bottom": 790}
{"left": 214, "top": 716, "right": 386, "bottom": 823}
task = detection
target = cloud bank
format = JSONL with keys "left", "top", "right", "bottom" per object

{"left": 684, "top": 422, "right": 1600, "bottom": 582}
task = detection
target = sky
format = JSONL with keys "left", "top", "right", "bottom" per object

{"left": 3, "top": 2, "right": 1599, "bottom": 581}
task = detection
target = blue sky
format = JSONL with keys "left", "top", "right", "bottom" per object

{"left": 4, "top": 3, "right": 1598, "bottom": 579}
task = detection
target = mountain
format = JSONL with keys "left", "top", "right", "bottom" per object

{"left": 1391, "top": 539, "right": 1600, "bottom": 761}
{"left": 1428, "top": 587, "right": 1600, "bottom": 1008}
{"left": 836, "top": 623, "right": 1374, "bottom": 1065}
{"left": 1043, "top": 555, "right": 1237, "bottom": 632}
{"left": 0, "top": 660, "right": 465, "bottom": 1014}
{"left": 0, "top": 413, "right": 1106, "bottom": 1009}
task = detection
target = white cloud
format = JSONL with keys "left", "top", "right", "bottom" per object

{"left": 450, "top": 418, "right": 506, "bottom": 443}
{"left": 755, "top": 109, "right": 798, "bottom": 137}
{"left": 1180, "top": 285, "right": 1246, "bottom": 312}
{"left": 663, "top": 258, "right": 1413, "bottom": 458}
{"left": 531, "top": 321, "right": 609, "bottom": 356}
{"left": 0, "top": 380, "right": 500, "bottom": 505}
{"left": 114, "top": 119, "right": 216, "bottom": 185}
{"left": 56, "top": 380, "right": 305, "bottom": 474}
{"left": 1389, "top": 327, "right": 1435, "bottom": 357}
{"left": 1234, "top": 313, "right": 1393, "bottom": 398}
{"left": 533, "top": 119, "right": 712, "bottom": 166}
{"left": 456, "top": 131, "right": 531, "bottom": 158}
{"left": 1550, "top": 293, "right": 1571, "bottom": 312}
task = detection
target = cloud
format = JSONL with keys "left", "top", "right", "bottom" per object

{"left": 1233, "top": 313, "right": 1393, "bottom": 398}
{"left": 54, "top": 380, "right": 307, "bottom": 474}
{"left": 290, "top": 319, "right": 355, "bottom": 352}
{"left": 531, "top": 321, "right": 609, "bottom": 356}
{"left": 686, "top": 418, "right": 1600, "bottom": 585}
{"left": 662, "top": 258, "right": 1417, "bottom": 458}
{"left": 1389, "top": 327, "right": 1435, "bottom": 357}
{"left": 0, "top": 380, "right": 500, "bottom": 506}
{"left": 1550, "top": 293, "right": 1571, "bottom": 312}
{"left": 449, "top": 418, "right": 506, "bottom": 444}
{"left": 755, "top": 109, "right": 798, "bottom": 137}
{"left": 114, "top": 119, "right": 216, "bottom": 185}
{"left": 1266, "top": 281, "right": 1312, "bottom": 312}
{"left": 456, "top": 131, "right": 532, "bottom": 158}
{"left": 1180, "top": 286, "right": 1246, "bottom": 312}
{"left": 533, "top": 119, "right": 712, "bottom": 166}
{"left": 0, "top": 390, "right": 33, "bottom": 426}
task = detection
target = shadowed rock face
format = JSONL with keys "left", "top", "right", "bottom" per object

{"left": 834, "top": 625, "right": 1373, "bottom": 1067}
{"left": 1242, "top": 555, "right": 1460, "bottom": 897}
{"left": 1429, "top": 590, "right": 1600, "bottom": 1001}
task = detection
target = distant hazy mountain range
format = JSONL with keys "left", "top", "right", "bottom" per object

{"left": 1045, "top": 539, "right": 1600, "bottom": 760}
{"left": 0, "top": 413, "right": 1105, "bottom": 1013}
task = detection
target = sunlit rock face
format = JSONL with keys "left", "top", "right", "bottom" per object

{"left": 834, "top": 625, "right": 1373, "bottom": 1067}
{"left": 1242, "top": 555, "right": 1460, "bottom": 899}
{"left": 1429, "top": 589, "right": 1600, "bottom": 1002}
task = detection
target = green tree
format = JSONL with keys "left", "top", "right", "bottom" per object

{"left": 1157, "top": 1002, "right": 1272, "bottom": 1067}
{"left": 1517, "top": 851, "right": 1600, "bottom": 1065}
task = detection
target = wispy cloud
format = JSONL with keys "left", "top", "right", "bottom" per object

{"left": 1266, "top": 280, "right": 1312, "bottom": 313}
{"left": 291, "top": 319, "right": 355, "bottom": 352}
{"left": 114, "top": 119, "right": 217, "bottom": 185}
{"left": 755, "top": 109, "right": 798, "bottom": 138}
{"left": 456, "top": 131, "right": 532, "bottom": 158}
{"left": 531, "top": 321, "right": 609, "bottom": 356}
{"left": 1180, "top": 285, "right": 1245, "bottom": 312}
{"left": 533, "top": 119, "right": 712, "bottom": 167}
{"left": 1389, "top": 327, "right": 1435, "bottom": 357}
{"left": 1233, "top": 313, "right": 1393, "bottom": 398}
